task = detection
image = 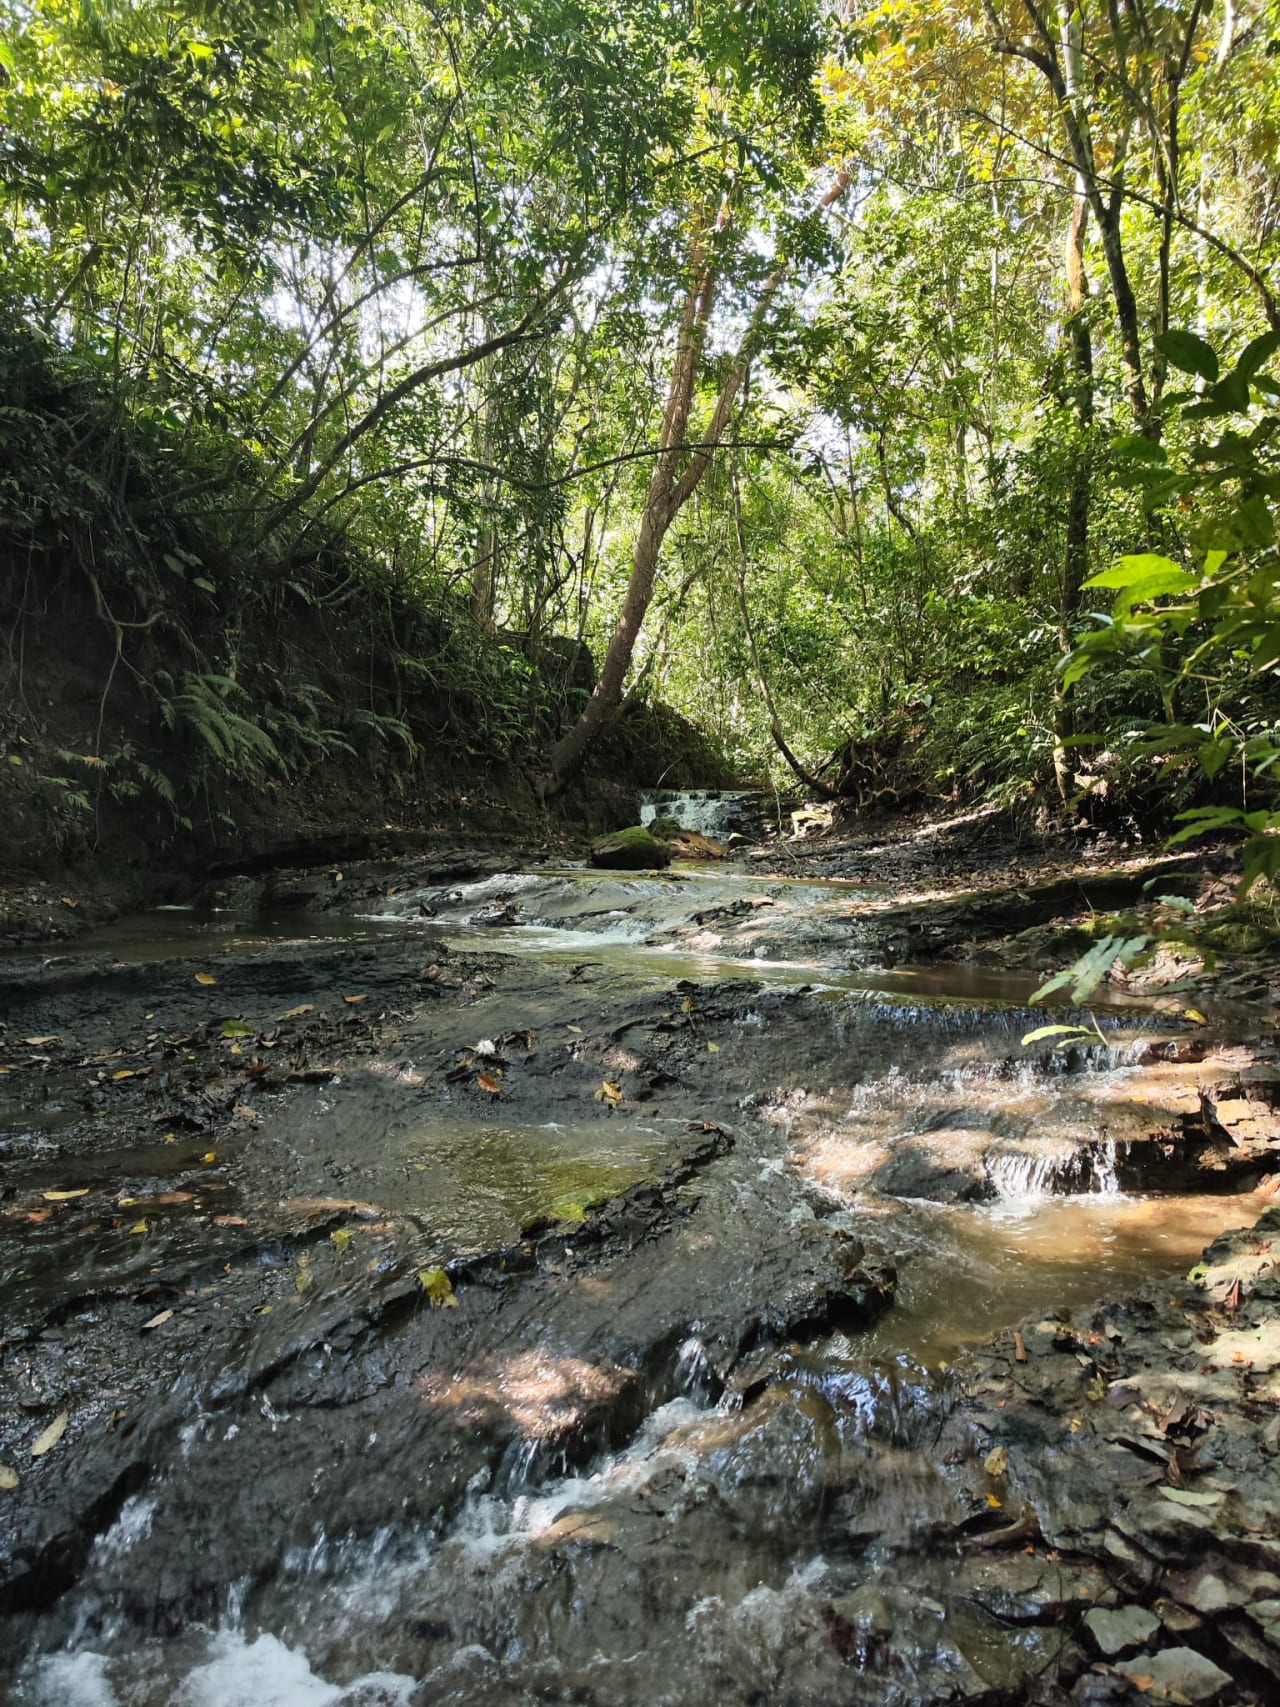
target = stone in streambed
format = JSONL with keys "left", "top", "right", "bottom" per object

{"left": 589, "top": 826, "right": 672, "bottom": 870}
{"left": 1115, "top": 1648, "right": 1232, "bottom": 1703}
{"left": 1083, "top": 1605, "right": 1160, "bottom": 1658}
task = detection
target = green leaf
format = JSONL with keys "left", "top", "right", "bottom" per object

{"left": 1086, "top": 553, "right": 1186, "bottom": 589}
{"left": 1235, "top": 330, "right": 1280, "bottom": 380}
{"left": 1157, "top": 329, "right": 1219, "bottom": 382}
{"left": 220, "top": 1019, "right": 253, "bottom": 1038}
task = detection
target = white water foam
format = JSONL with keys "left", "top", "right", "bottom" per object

{"left": 25, "top": 1632, "right": 416, "bottom": 1707}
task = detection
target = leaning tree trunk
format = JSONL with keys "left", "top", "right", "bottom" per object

{"left": 543, "top": 174, "right": 851, "bottom": 796}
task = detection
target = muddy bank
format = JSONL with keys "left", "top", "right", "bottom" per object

{"left": 2, "top": 835, "right": 1279, "bottom": 1704}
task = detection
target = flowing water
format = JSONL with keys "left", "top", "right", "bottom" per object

{"left": 2, "top": 831, "right": 1272, "bottom": 1705}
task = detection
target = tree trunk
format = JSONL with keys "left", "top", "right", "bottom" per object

{"left": 1053, "top": 187, "right": 1095, "bottom": 802}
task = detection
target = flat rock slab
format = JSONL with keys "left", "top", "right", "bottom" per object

{"left": 1115, "top": 1646, "right": 1233, "bottom": 1702}
{"left": 1084, "top": 1605, "right": 1160, "bottom": 1657}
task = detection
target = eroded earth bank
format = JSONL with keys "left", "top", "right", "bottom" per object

{"left": 2, "top": 803, "right": 1280, "bottom": 1706}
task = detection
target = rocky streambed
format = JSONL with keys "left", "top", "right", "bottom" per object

{"left": 1, "top": 827, "right": 1279, "bottom": 1705}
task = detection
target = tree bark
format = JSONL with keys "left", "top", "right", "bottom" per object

{"left": 543, "top": 171, "right": 850, "bottom": 793}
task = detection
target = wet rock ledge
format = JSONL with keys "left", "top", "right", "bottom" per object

{"left": 950, "top": 1207, "right": 1280, "bottom": 1703}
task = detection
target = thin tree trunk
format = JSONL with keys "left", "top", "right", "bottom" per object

{"left": 543, "top": 171, "right": 851, "bottom": 793}
{"left": 1053, "top": 187, "right": 1095, "bottom": 801}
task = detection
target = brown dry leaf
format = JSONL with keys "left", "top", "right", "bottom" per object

{"left": 30, "top": 1411, "right": 68, "bottom": 1458}
{"left": 212, "top": 1214, "right": 247, "bottom": 1227}
{"left": 343, "top": 994, "right": 368, "bottom": 1006}
{"left": 154, "top": 1191, "right": 193, "bottom": 1205}
{"left": 22, "top": 1036, "right": 58, "bottom": 1047}
{"left": 0, "top": 1464, "right": 17, "bottom": 1492}
{"left": 26, "top": 1210, "right": 51, "bottom": 1222}
{"left": 1014, "top": 1332, "right": 1028, "bottom": 1363}
{"left": 42, "top": 1188, "right": 90, "bottom": 1202}
{"left": 142, "top": 1309, "right": 174, "bottom": 1331}
{"left": 278, "top": 1003, "right": 315, "bottom": 1019}
{"left": 475, "top": 1073, "right": 502, "bottom": 1096}
{"left": 594, "top": 1080, "right": 623, "bottom": 1105}
{"left": 195, "top": 972, "right": 218, "bottom": 986}
{"left": 62, "top": 896, "right": 78, "bottom": 908}
{"left": 983, "top": 1446, "right": 1008, "bottom": 1478}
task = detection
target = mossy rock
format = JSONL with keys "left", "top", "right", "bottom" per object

{"left": 648, "top": 815, "right": 684, "bottom": 837}
{"left": 590, "top": 825, "right": 672, "bottom": 870}
{"left": 1201, "top": 920, "right": 1270, "bottom": 954}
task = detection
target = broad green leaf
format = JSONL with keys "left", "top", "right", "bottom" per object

{"left": 1086, "top": 554, "right": 1186, "bottom": 590}
{"left": 1156, "top": 329, "right": 1219, "bottom": 382}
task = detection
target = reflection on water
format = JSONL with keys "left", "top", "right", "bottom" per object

{"left": 858, "top": 1189, "right": 1270, "bottom": 1364}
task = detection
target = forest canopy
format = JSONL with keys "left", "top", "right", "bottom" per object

{"left": 1, "top": 0, "right": 1279, "bottom": 831}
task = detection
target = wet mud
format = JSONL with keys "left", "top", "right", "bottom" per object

{"left": 2, "top": 817, "right": 1278, "bottom": 1704}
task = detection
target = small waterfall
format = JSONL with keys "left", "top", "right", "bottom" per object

{"left": 639, "top": 788, "right": 773, "bottom": 840}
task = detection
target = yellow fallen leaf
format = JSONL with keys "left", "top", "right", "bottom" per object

{"left": 985, "top": 1492, "right": 1003, "bottom": 1509}
{"left": 594, "top": 1080, "right": 623, "bottom": 1105}
{"left": 118, "top": 1196, "right": 137, "bottom": 1207}
{"left": 142, "top": 1309, "right": 174, "bottom": 1330}
{"left": 30, "top": 1411, "right": 68, "bottom": 1457}
{"left": 983, "top": 1446, "right": 1008, "bottom": 1477}
{"left": 278, "top": 1003, "right": 315, "bottom": 1019}
{"left": 707, "top": 1041, "right": 720, "bottom": 1053}
{"left": 1068, "top": 1416, "right": 1083, "bottom": 1433}
{"left": 566, "top": 1025, "right": 582, "bottom": 1034}
{"left": 7, "top": 753, "right": 22, "bottom": 765}
{"left": 42, "top": 1188, "right": 90, "bottom": 1202}
{"left": 129, "top": 1219, "right": 148, "bottom": 1235}
{"left": 22, "top": 1036, "right": 58, "bottom": 1047}
{"left": 418, "top": 1266, "right": 458, "bottom": 1307}
{"left": 1183, "top": 1007, "right": 1207, "bottom": 1025}
{"left": 163, "top": 1132, "right": 176, "bottom": 1144}
{"left": 201, "top": 1152, "right": 217, "bottom": 1164}
{"left": 0, "top": 1464, "right": 17, "bottom": 1492}
{"left": 195, "top": 972, "right": 217, "bottom": 986}
{"left": 331, "top": 1228, "right": 354, "bottom": 1252}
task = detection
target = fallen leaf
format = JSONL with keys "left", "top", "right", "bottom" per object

{"left": 220, "top": 1019, "right": 253, "bottom": 1039}
{"left": 128, "top": 1219, "right": 148, "bottom": 1235}
{"left": 1223, "top": 1277, "right": 1243, "bottom": 1312}
{"left": 1183, "top": 1007, "right": 1207, "bottom": 1025}
{"left": 566, "top": 1025, "right": 582, "bottom": 1034}
{"left": 475, "top": 1072, "right": 502, "bottom": 1095}
{"left": 212, "top": 1214, "right": 247, "bottom": 1227}
{"left": 0, "top": 1464, "right": 17, "bottom": 1492}
{"left": 1158, "top": 1486, "right": 1223, "bottom": 1507}
{"left": 30, "top": 1411, "right": 68, "bottom": 1457}
{"left": 22, "top": 1036, "right": 58, "bottom": 1047}
{"left": 343, "top": 994, "right": 368, "bottom": 1005}
{"left": 984, "top": 1446, "right": 1008, "bottom": 1478}
{"left": 142, "top": 1309, "right": 174, "bottom": 1331}
{"left": 26, "top": 1210, "right": 51, "bottom": 1222}
{"left": 1014, "top": 1331, "right": 1027, "bottom": 1363}
{"left": 112, "top": 1069, "right": 136, "bottom": 1082}
{"left": 331, "top": 1227, "right": 354, "bottom": 1252}
{"left": 62, "top": 896, "right": 78, "bottom": 908}
{"left": 1068, "top": 1416, "right": 1083, "bottom": 1433}
{"left": 201, "top": 1151, "right": 217, "bottom": 1164}
{"left": 42, "top": 1188, "right": 90, "bottom": 1202}
{"left": 278, "top": 1004, "right": 315, "bottom": 1019}
{"left": 595, "top": 1080, "right": 623, "bottom": 1105}
{"left": 418, "top": 1266, "right": 458, "bottom": 1307}
{"left": 195, "top": 972, "right": 218, "bottom": 986}
{"left": 985, "top": 1492, "right": 1003, "bottom": 1509}
{"left": 707, "top": 1041, "right": 720, "bottom": 1053}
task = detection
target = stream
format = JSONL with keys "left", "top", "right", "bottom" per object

{"left": 1, "top": 822, "right": 1275, "bottom": 1705}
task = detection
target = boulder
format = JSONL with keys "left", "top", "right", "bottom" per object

{"left": 590, "top": 826, "right": 672, "bottom": 870}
